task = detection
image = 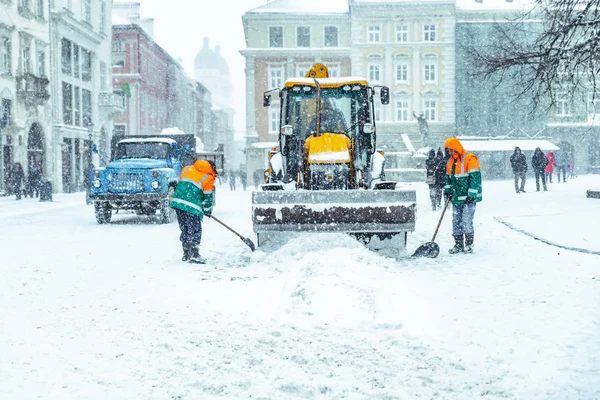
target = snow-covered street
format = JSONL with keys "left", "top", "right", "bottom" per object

{"left": 1, "top": 176, "right": 599, "bottom": 399}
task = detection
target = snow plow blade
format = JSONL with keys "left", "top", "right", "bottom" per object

{"left": 252, "top": 189, "right": 416, "bottom": 235}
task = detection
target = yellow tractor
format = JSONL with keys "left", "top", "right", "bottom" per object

{"left": 254, "top": 64, "right": 416, "bottom": 253}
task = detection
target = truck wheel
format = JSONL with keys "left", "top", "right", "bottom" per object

{"left": 159, "top": 187, "right": 176, "bottom": 224}
{"left": 95, "top": 202, "right": 112, "bottom": 224}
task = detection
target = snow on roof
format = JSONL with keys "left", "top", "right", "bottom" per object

{"left": 285, "top": 76, "right": 368, "bottom": 86}
{"left": 459, "top": 139, "right": 560, "bottom": 152}
{"left": 160, "top": 127, "right": 186, "bottom": 135}
{"left": 456, "top": 0, "right": 534, "bottom": 11}
{"left": 118, "top": 138, "right": 177, "bottom": 144}
{"left": 247, "top": 0, "right": 349, "bottom": 14}
{"left": 112, "top": 14, "right": 132, "bottom": 26}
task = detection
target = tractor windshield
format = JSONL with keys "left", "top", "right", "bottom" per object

{"left": 282, "top": 85, "right": 372, "bottom": 139}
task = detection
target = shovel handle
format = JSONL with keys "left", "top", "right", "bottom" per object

{"left": 431, "top": 197, "right": 451, "bottom": 242}
{"left": 207, "top": 215, "right": 245, "bottom": 240}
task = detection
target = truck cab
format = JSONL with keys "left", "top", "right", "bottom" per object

{"left": 90, "top": 135, "right": 194, "bottom": 224}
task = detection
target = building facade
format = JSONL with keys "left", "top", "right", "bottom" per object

{"left": 194, "top": 38, "right": 235, "bottom": 163}
{"left": 240, "top": 0, "right": 352, "bottom": 179}
{"left": 48, "top": 0, "right": 118, "bottom": 193}
{"left": 1, "top": 0, "right": 51, "bottom": 193}
{"left": 351, "top": 0, "right": 456, "bottom": 154}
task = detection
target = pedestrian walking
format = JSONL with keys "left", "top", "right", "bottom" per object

{"left": 12, "top": 162, "right": 25, "bottom": 200}
{"left": 228, "top": 169, "right": 236, "bottom": 191}
{"left": 545, "top": 151, "right": 555, "bottom": 183}
{"left": 83, "top": 164, "right": 93, "bottom": 205}
{"left": 554, "top": 150, "right": 568, "bottom": 183}
{"left": 170, "top": 159, "right": 217, "bottom": 264}
{"left": 239, "top": 168, "right": 247, "bottom": 191}
{"left": 28, "top": 166, "right": 42, "bottom": 198}
{"left": 443, "top": 137, "right": 482, "bottom": 254}
{"left": 253, "top": 169, "right": 261, "bottom": 190}
{"left": 510, "top": 146, "right": 528, "bottom": 193}
{"left": 569, "top": 158, "right": 576, "bottom": 179}
{"left": 425, "top": 149, "right": 444, "bottom": 210}
{"left": 531, "top": 147, "right": 548, "bottom": 192}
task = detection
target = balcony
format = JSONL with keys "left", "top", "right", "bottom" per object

{"left": 16, "top": 74, "right": 50, "bottom": 107}
{"left": 99, "top": 91, "right": 126, "bottom": 120}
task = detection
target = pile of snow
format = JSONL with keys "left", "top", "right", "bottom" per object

{"left": 160, "top": 127, "right": 185, "bottom": 136}
{"left": 195, "top": 137, "right": 204, "bottom": 152}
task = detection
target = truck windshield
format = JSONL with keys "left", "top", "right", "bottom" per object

{"left": 115, "top": 142, "right": 171, "bottom": 159}
{"left": 282, "top": 85, "right": 371, "bottom": 139}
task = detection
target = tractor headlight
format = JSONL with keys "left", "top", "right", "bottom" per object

{"left": 93, "top": 179, "right": 101, "bottom": 188}
{"left": 151, "top": 180, "right": 160, "bottom": 190}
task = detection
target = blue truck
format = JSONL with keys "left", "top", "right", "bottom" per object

{"left": 90, "top": 133, "right": 196, "bottom": 224}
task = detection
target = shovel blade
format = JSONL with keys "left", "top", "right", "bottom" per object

{"left": 411, "top": 241, "right": 440, "bottom": 258}
{"left": 242, "top": 237, "right": 256, "bottom": 252}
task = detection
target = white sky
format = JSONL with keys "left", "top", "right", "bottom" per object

{"left": 132, "top": 0, "right": 266, "bottom": 137}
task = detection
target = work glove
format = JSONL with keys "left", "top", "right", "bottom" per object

{"left": 444, "top": 192, "right": 452, "bottom": 202}
{"left": 204, "top": 208, "right": 212, "bottom": 217}
{"left": 465, "top": 196, "right": 475, "bottom": 204}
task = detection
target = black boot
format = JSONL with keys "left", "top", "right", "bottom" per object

{"left": 464, "top": 233, "right": 474, "bottom": 253}
{"left": 448, "top": 235, "right": 464, "bottom": 254}
{"left": 181, "top": 243, "right": 192, "bottom": 262}
{"left": 187, "top": 245, "right": 206, "bottom": 264}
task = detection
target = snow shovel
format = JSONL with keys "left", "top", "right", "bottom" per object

{"left": 206, "top": 215, "right": 256, "bottom": 252}
{"left": 411, "top": 197, "right": 450, "bottom": 258}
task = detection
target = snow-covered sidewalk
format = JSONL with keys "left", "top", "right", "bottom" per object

{"left": 0, "top": 176, "right": 599, "bottom": 399}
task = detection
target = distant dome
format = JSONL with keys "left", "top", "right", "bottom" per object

{"left": 194, "top": 37, "right": 229, "bottom": 74}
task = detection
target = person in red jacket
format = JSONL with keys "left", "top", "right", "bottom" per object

{"left": 545, "top": 151, "right": 555, "bottom": 183}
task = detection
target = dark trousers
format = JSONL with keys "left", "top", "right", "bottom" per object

{"left": 429, "top": 185, "right": 442, "bottom": 208}
{"left": 513, "top": 173, "right": 526, "bottom": 192}
{"left": 557, "top": 166, "right": 567, "bottom": 182}
{"left": 176, "top": 209, "right": 203, "bottom": 246}
{"left": 534, "top": 171, "right": 547, "bottom": 191}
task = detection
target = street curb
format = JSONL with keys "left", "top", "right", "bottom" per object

{"left": 494, "top": 217, "right": 600, "bottom": 256}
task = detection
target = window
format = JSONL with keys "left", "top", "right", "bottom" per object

{"left": 395, "top": 55, "right": 409, "bottom": 83}
{"left": 268, "top": 66, "right": 283, "bottom": 89}
{"left": 83, "top": 0, "right": 91, "bottom": 24}
{"left": 328, "top": 64, "right": 340, "bottom": 78}
{"left": 295, "top": 63, "right": 312, "bottom": 77}
{"left": 21, "top": 36, "right": 32, "bottom": 74}
{"left": 73, "top": 86, "right": 81, "bottom": 126}
{"left": 269, "top": 27, "right": 283, "bottom": 48}
{"left": 423, "top": 56, "right": 437, "bottom": 83}
{"left": 62, "top": 82, "right": 73, "bottom": 125}
{"left": 0, "top": 35, "right": 11, "bottom": 75}
{"left": 368, "top": 25, "right": 381, "bottom": 42}
{"left": 424, "top": 24, "right": 436, "bottom": 42}
{"left": 1, "top": 98, "right": 12, "bottom": 128}
{"left": 18, "top": 0, "right": 30, "bottom": 11}
{"left": 112, "top": 40, "right": 125, "bottom": 68}
{"left": 36, "top": 0, "right": 44, "bottom": 18}
{"left": 82, "top": 89, "right": 92, "bottom": 126}
{"left": 396, "top": 99, "right": 409, "bottom": 121}
{"left": 81, "top": 49, "right": 92, "bottom": 81}
{"left": 269, "top": 106, "right": 279, "bottom": 133}
{"left": 556, "top": 93, "right": 570, "bottom": 116}
{"left": 374, "top": 102, "right": 381, "bottom": 122}
{"left": 99, "top": 1, "right": 106, "bottom": 34}
{"left": 100, "top": 61, "right": 107, "bottom": 90}
{"left": 73, "top": 44, "right": 79, "bottom": 78}
{"left": 424, "top": 98, "right": 437, "bottom": 121}
{"left": 297, "top": 27, "right": 310, "bottom": 47}
{"left": 396, "top": 25, "right": 408, "bottom": 42}
{"left": 61, "top": 39, "right": 72, "bottom": 75}
{"left": 36, "top": 45, "right": 45, "bottom": 76}
{"left": 368, "top": 55, "right": 382, "bottom": 83}
{"left": 324, "top": 26, "right": 338, "bottom": 47}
